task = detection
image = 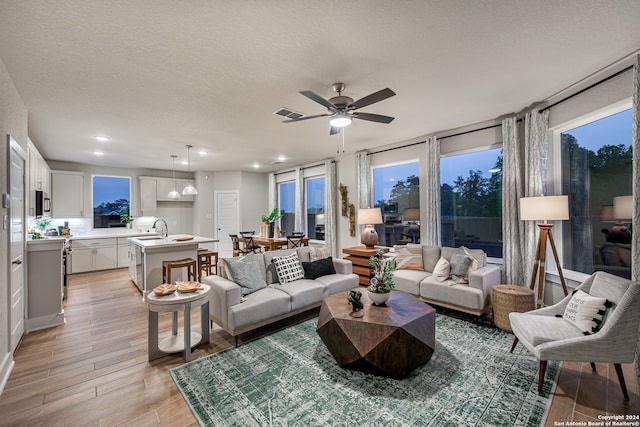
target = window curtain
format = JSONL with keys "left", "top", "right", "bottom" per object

{"left": 501, "top": 117, "right": 525, "bottom": 285}
{"left": 632, "top": 53, "right": 640, "bottom": 284}
{"left": 268, "top": 173, "right": 276, "bottom": 213}
{"left": 356, "top": 151, "right": 371, "bottom": 243}
{"left": 424, "top": 135, "right": 441, "bottom": 246}
{"left": 295, "top": 167, "right": 304, "bottom": 234}
{"left": 324, "top": 160, "right": 337, "bottom": 257}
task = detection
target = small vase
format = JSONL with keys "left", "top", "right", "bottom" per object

{"left": 367, "top": 290, "right": 391, "bottom": 306}
{"left": 267, "top": 223, "right": 275, "bottom": 238}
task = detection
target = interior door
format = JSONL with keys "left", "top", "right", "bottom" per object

{"left": 215, "top": 191, "right": 239, "bottom": 258}
{"left": 8, "top": 136, "right": 26, "bottom": 353}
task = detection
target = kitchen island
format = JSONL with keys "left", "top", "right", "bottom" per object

{"left": 128, "top": 234, "right": 217, "bottom": 299}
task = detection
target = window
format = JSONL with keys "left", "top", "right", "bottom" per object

{"left": 559, "top": 108, "right": 632, "bottom": 279}
{"left": 278, "top": 181, "right": 295, "bottom": 236}
{"left": 440, "top": 148, "right": 503, "bottom": 257}
{"left": 92, "top": 175, "right": 131, "bottom": 229}
{"left": 372, "top": 162, "right": 420, "bottom": 246}
{"left": 306, "top": 176, "right": 325, "bottom": 240}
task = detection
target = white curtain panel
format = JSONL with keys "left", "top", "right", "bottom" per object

{"left": 356, "top": 151, "right": 371, "bottom": 243}
{"left": 295, "top": 167, "right": 304, "bottom": 234}
{"left": 324, "top": 160, "right": 337, "bottom": 257}
{"left": 424, "top": 135, "right": 441, "bottom": 246}
{"left": 501, "top": 117, "right": 524, "bottom": 285}
{"left": 268, "top": 173, "right": 276, "bottom": 213}
{"left": 522, "top": 109, "right": 550, "bottom": 285}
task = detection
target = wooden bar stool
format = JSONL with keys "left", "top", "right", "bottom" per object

{"left": 197, "top": 248, "right": 218, "bottom": 281}
{"left": 162, "top": 258, "right": 197, "bottom": 285}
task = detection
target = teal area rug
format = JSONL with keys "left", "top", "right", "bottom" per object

{"left": 171, "top": 314, "right": 559, "bottom": 426}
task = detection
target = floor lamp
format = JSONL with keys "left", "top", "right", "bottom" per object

{"left": 520, "top": 195, "right": 569, "bottom": 308}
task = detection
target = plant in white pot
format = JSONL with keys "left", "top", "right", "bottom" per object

{"left": 367, "top": 249, "right": 396, "bottom": 305}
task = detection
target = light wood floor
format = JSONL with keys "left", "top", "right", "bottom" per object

{"left": 0, "top": 269, "right": 638, "bottom": 426}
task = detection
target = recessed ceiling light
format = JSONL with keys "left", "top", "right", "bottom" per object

{"left": 95, "top": 136, "right": 108, "bottom": 142}
{"left": 181, "top": 160, "right": 188, "bottom": 165}
{"left": 277, "top": 155, "right": 286, "bottom": 162}
{"left": 94, "top": 151, "right": 104, "bottom": 156}
{"left": 253, "top": 163, "right": 260, "bottom": 168}
{"left": 199, "top": 150, "right": 207, "bottom": 156}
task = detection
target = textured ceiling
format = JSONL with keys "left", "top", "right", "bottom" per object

{"left": 1, "top": 1, "right": 639, "bottom": 173}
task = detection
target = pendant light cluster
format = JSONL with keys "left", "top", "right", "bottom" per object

{"left": 166, "top": 145, "right": 198, "bottom": 200}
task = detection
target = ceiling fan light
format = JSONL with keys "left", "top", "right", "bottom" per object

{"left": 329, "top": 113, "right": 352, "bottom": 128}
{"left": 182, "top": 184, "right": 198, "bottom": 195}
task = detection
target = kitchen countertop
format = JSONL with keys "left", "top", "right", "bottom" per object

{"left": 70, "top": 231, "right": 159, "bottom": 240}
{"left": 129, "top": 234, "right": 217, "bottom": 249}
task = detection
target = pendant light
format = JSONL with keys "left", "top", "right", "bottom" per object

{"left": 182, "top": 144, "right": 198, "bottom": 195}
{"left": 167, "top": 155, "right": 181, "bottom": 199}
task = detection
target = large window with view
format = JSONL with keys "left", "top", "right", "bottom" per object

{"left": 440, "top": 148, "right": 503, "bottom": 258}
{"left": 278, "top": 181, "right": 296, "bottom": 237}
{"left": 372, "top": 162, "right": 420, "bottom": 246}
{"left": 559, "top": 108, "right": 632, "bottom": 279}
{"left": 92, "top": 175, "right": 131, "bottom": 229}
{"left": 306, "top": 176, "right": 325, "bottom": 240}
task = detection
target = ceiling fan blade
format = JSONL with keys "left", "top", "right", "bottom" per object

{"left": 350, "top": 88, "right": 396, "bottom": 110}
{"left": 282, "top": 113, "right": 330, "bottom": 123}
{"left": 330, "top": 126, "right": 341, "bottom": 135}
{"left": 352, "top": 112, "right": 395, "bottom": 124}
{"left": 300, "top": 90, "right": 337, "bottom": 110}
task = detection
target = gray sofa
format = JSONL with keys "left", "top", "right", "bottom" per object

{"left": 392, "top": 245, "right": 502, "bottom": 316}
{"left": 204, "top": 247, "right": 359, "bottom": 344}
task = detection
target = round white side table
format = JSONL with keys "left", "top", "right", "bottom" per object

{"left": 146, "top": 284, "right": 210, "bottom": 362}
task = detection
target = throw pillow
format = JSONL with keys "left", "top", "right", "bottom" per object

{"left": 302, "top": 257, "right": 336, "bottom": 280}
{"left": 432, "top": 257, "right": 450, "bottom": 282}
{"left": 309, "top": 246, "right": 331, "bottom": 261}
{"left": 449, "top": 247, "right": 474, "bottom": 283}
{"left": 562, "top": 289, "right": 611, "bottom": 334}
{"left": 459, "top": 246, "right": 479, "bottom": 284}
{"left": 272, "top": 252, "right": 305, "bottom": 284}
{"left": 223, "top": 253, "right": 268, "bottom": 296}
{"left": 393, "top": 245, "right": 424, "bottom": 270}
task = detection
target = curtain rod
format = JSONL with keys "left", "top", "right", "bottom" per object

{"left": 275, "top": 160, "right": 335, "bottom": 176}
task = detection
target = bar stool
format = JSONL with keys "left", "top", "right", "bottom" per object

{"left": 162, "top": 258, "right": 197, "bottom": 285}
{"left": 197, "top": 248, "right": 218, "bottom": 281}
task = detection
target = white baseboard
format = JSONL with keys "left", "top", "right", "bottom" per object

{"left": 26, "top": 311, "right": 65, "bottom": 333}
{"left": 0, "top": 352, "right": 15, "bottom": 396}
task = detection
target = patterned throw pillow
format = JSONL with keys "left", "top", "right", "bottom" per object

{"left": 432, "top": 257, "right": 450, "bottom": 282}
{"left": 309, "top": 246, "right": 331, "bottom": 261}
{"left": 459, "top": 246, "right": 479, "bottom": 284}
{"left": 562, "top": 289, "right": 612, "bottom": 334}
{"left": 393, "top": 245, "right": 424, "bottom": 270}
{"left": 223, "top": 253, "right": 268, "bottom": 296}
{"left": 272, "top": 252, "right": 305, "bottom": 284}
{"left": 448, "top": 247, "right": 474, "bottom": 283}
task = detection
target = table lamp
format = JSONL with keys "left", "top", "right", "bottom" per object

{"left": 404, "top": 208, "right": 420, "bottom": 243}
{"left": 358, "top": 208, "right": 383, "bottom": 249}
{"left": 520, "top": 195, "right": 569, "bottom": 308}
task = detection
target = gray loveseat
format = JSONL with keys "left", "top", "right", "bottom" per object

{"left": 204, "top": 247, "right": 358, "bottom": 344}
{"left": 392, "top": 245, "right": 502, "bottom": 316}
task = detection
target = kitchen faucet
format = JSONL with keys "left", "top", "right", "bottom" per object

{"left": 152, "top": 218, "right": 169, "bottom": 238}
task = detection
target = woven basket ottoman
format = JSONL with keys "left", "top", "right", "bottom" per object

{"left": 492, "top": 285, "right": 535, "bottom": 332}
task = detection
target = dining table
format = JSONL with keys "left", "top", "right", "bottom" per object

{"left": 243, "top": 235, "right": 309, "bottom": 251}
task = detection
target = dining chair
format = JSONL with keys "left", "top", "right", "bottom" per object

{"left": 229, "top": 234, "right": 241, "bottom": 257}
{"left": 239, "top": 231, "right": 261, "bottom": 254}
{"left": 286, "top": 234, "right": 305, "bottom": 248}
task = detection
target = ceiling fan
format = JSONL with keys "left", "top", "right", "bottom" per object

{"left": 282, "top": 83, "right": 396, "bottom": 135}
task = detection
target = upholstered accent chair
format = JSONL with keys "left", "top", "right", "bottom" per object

{"left": 509, "top": 271, "right": 640, "bottom": 400}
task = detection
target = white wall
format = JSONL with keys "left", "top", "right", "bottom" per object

{"left": 0, "top": 57, "right": 28, "bottom": 394}
{"left": 240, "top": 171, "right": 268, "bottom": 233}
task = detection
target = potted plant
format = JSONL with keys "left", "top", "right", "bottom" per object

{"left": 34, "top": 217, "right": 52, "bottom": 237}
{"left": 120, "top": 213, "right": 134, "bottom": 229}
{"left": 367, "top": 249, "right": 396, "bottom": 305}
{"left": 261, "top": 208, "right": 284, "bottom": 238}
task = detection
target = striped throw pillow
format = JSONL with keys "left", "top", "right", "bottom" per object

{"left": 393, "top": 245, "right": 424, "bottom": 270}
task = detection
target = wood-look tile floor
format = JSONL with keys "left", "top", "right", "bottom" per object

{"left": 0, "top": 269, "right": 638, "bottom": 426}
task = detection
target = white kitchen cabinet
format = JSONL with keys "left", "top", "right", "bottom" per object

{"left": 156, "top": 178, "right": 194, "bottom": 202}
{"left": 51, "top": 171, "right": 84, "bottom": 217}
{"left": 117, "top": 238, "right": 130, "bottom": 268}
{"left": 70, "top": 238, "right": 117, "bottom": 273}
{"left": 140, "top": 178, "right": 157, "bottom": 217}
{"left": 27, "top": 140, "right": 51, "bottom": 217}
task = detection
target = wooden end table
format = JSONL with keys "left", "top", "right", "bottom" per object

{"left": 343, "top": 246, "right": 389, "bottom": 286}
{"left": 146, "top": 284, "right": 210, "bottom": 362}
{"left": 316, "top": 290, "right": 435, "bottom": 379}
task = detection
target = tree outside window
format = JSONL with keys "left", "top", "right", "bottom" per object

{"left": 93, "top": 176, "right": 131, "bottom": 229}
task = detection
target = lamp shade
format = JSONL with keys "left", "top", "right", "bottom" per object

{"left": 357, "top": 208, "right": 383, "bottom": 225}
{"left": 403, "top": 208, "right": 420, "bottom": 222}
{"left": 600, "top": 205, "right": 614, "bottom": 222}
{"left": 613, "top": 195, "right": 632, "bottom": 221}
{"left": 519, "top": 195, "right": 569, "bottom": 222}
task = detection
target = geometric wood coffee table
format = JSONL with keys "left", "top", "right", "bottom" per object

{"left": 316, "top": 290, "right": 436, "bottom": 379}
